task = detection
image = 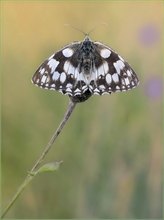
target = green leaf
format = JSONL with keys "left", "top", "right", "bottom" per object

{"left": 36, "top": 161, "right": 63, "bottom": 175}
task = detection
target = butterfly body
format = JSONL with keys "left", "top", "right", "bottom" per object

{"left": 32, "top": 36, "right": 139, "bottom": 102}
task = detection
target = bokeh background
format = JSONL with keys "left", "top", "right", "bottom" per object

{"left": 1, "top": 1, "right": 163, "bottom": 219}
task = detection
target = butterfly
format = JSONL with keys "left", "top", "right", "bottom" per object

{"left": 32, "top": 36, "right": 139, "bottom": 102}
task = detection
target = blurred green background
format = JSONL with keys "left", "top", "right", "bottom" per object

{"left": 1, "top": 1, "right": 163, "bottom": 219}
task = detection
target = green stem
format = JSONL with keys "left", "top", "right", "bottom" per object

{"left": 1, "top": 100, "right": 77, "bottom": 218}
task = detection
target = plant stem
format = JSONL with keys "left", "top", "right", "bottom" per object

{"left": 1, "top": 100, "right": 77, "bottom": 218}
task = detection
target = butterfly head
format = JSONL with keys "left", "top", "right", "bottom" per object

{"left": 81, "top": 36, "right": 94, "bottom": 57}
{"left": 84, "top": 35, "right": 91, "bottom": 41}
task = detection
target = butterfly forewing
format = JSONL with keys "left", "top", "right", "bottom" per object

{"left": 32, "top": 36, "right": 139, "bottom": 102}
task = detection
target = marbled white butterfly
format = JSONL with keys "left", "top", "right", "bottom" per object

{"left": 32, "top": 36, "right": 139, "bottom": 102}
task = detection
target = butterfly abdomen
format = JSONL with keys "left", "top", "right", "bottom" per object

{"left": 80, "top": 37, "right": 95, "bottom": 74}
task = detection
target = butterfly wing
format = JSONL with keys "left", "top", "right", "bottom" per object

{"left": 90, "top": 42, "right": 139, "bottom": 95}
{"left": 32, "top": 42, "right": 85, "bottom": 96}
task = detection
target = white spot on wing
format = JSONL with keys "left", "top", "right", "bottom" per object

{"left": 98, "top": 64, "right": 105, "bottom": 76}
{"left": 74, "top": 68, "right": 79, "bottom": 80}
{"left": 52, "top": 71, "right": 60, "bottom": 80}
{"left": 74, "top": 88, "right": 81, "bottom": 93}
{"left": 66, "top": 83, "right": 73, "bottom": 88}
{"left": 79, "top": 73, "right": 85, "bottom": 81}
{"left": 63, "top": 61, "right": 70, "bottom": 72}
{"left": 114, "top": 60, "right": 125, "bottom": 75}
{"left": 60, "top": 72, "right": 66, "bottom": 83}
{"left": 106, "top": 74, "right": 112, "bottom": 84}
{"left": 127, "top": 70, "right": 132, "bottom": 77}
{"left": 112, "top": 73, "right": 119, "bottom": 83}
{"left": 66, "top": 87, "right": 72, "bottom": 92}
{"left": 69, "top": 65, "right": 75, "bottom": 76}
{"left": 82, "top": 85, "right": 88, "bottom": 91}
{"left": 121, "top": 79, "right": 125, "bottom": 85}
{"left": 119, "top": 60, "right": 125, "bottom": 70}
{"left": 67, "top": 63, "right": 75, "bottom": 76}
{"left": 62, "top": 48, "right": 74, "bottom": 57}
{"left": 89, "top": 85, "right": 93, "bottom": 90}
{"left": 47, "top": 59, "right": 59, "bottom": 73}
{"left": 124, "top": 77, "right": 130, "bottom": 85}
{"left": 41, "top": 75, "right": 47, "bottom": 83}
{"left": 40, "top": 68, "right": 45, "bottom": 75}
{"left": 100, "top": 48, "right": 111, "bottom": 58}
{"left": 94, "top": 88, "right": 100, "bottom": 93}
{"left": 99, "top": 85, "right": 105, "bottom": 90}
{"left": 103, "top": 61, "right": 109, "bottom": 74}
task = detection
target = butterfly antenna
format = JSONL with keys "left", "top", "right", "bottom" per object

{"left": 64, "top": 22, "right": 108, "bottom": 37}
{"left": 64, "top": 24, "right": 87, "bottom": 36}
{"left": 87, "top": 22, "right": 108, "bottom": 35}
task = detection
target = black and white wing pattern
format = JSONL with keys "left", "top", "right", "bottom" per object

{"left": 32, "top": 41, "right": 81, "bottom": 93}
{"left": 32, "top": 36, "right": 139, "bottom": 102}
{"left": 90, "top": 41, "right": 139, "bottom": 94}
